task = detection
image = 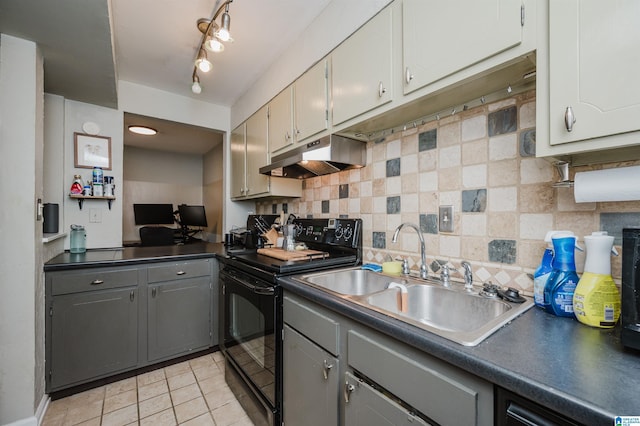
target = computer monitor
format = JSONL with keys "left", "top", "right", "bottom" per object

{"left": 133, "top": 204, "right": 175, "bottom": 225}
{"left": 178, "top": 205, "right": 208, "bottom": 228}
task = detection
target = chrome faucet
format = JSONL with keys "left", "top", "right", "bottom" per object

{"left": 392, "top": 223, "right": 428, "bottom": 280}
{"left": 461, "top": 261, "right": 473, "bottom": 291}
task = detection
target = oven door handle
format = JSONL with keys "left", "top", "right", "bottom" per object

{"left": 230, "top": 275, "right": 275, "bottom": 296}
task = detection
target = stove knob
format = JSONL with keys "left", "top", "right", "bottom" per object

{"left": 306, "top": 225, "right": 313, "bottom": 236}
{"left": 343, "top": 226, "right": 353, "bottom": 241}
{"left": 294, "top": 224, "right": 303, "bottom": 236}
{"left": 335, "top": 225, "right": 344, "bottom": 240}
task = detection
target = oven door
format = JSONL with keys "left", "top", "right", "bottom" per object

{"left": 220, "top": 266, "right": 279, "bottom": 409}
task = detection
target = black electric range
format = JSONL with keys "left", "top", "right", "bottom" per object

{"left": 220, "top": 217, "right": 362, "bottom": 426}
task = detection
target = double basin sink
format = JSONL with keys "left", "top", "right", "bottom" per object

{"left": 293, "top": 267, "right": 533, "bottom": 346}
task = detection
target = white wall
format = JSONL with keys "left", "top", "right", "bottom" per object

{"left": 0, "top": 34, "right": 45, "bottom": 425}
{"left": 63, "top": 99, "right": 123, "bottom": 249}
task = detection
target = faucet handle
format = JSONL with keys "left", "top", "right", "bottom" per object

{"left": 401, "top": 258, "right": 410, "bottom": 275}
{"left": 461, "top": 261, "right": 473, "bottom": 290}
{"left": 440, "top": 264, "right": 451, "bottom": 286}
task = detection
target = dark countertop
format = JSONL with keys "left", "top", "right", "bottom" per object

{"left": 44, "top": 242, "right": 229, "bottom": 271}
{"left": 279, "top": 274, "right": 640, "bottom": 425}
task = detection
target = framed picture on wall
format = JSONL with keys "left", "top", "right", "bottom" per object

{"left": 74, "top": 132, "right": 112, "bottom": 170}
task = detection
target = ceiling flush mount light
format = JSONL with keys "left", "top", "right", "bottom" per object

{"left": 128, "top": 125, "right": 157, "bottom": 136}
{"left": 191, "top": 0, "right": 235, "bottom": 94}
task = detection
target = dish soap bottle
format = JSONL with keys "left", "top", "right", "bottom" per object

{"left": 544, "top": 233, "right": 581, "bottom": 317}
{"left": 573, "top": 232, "right": 620, "bottom": 328}
{"left": 533, "top": 231, "right": 572, "bottom": 309}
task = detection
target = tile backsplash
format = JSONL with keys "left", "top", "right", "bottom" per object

{"left": 257, "top": 90, "right": 640, "bottom": 294}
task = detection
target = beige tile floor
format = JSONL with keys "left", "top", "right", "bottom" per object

{"left": 42, "top": 351, "right": 255, "bottom": 426}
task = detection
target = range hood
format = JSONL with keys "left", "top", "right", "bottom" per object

{"left": 259, "top": 134, "right": 366, "bottom": 179}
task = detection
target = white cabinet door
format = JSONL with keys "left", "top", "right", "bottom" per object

{"left": 549, "top": 0, "right": 640, "bottom": 146}
{"left": 230, "top": 124, "right": 246, "bottom": 199}
{"left": 403, "top": 0, "right": 522, "bottom": 95}
{"left": 245, "top": 106, "right": 270, "bottom": 197}
{"left": 268, "top": 86, "right": 294, "bottom": 155}
{"left": 332, "top": 6, "right": 393, "bottom": 126}
{"left": 295, "top": 59, "right": 329, "bottom": 142}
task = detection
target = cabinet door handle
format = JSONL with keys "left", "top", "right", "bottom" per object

{"left": 130, "top": 291, "right": 135, "bottom": 301}
{"left": 90, "top": 279, "right": 104, "bottom": 285}
{"left": 378, "top": 81, "right": 387, "bottom": 98}
{"left": 405, "top": 67, "right": 414, "bottom": 84}
{"left": 322, "top": 359, "right": 334, "bottom": 380}
{"left": 344, "top": 381, "right": 355, "bottom": 403}
{"left": 152, "top": 287, "right": 157, "bottom": 298}
{"left": 565, "top": 106, "right": 576, "bottom": 132}
{"left": 176, "top": 270, "right": 186, "bottom": 276}
{"left": 285, "top": 131, "right": 291, "bottom": 141}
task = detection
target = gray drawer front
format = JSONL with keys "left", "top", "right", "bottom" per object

{"left": 147, "top": 259, "right": 211, "bottom": 283}
{"left": 283, "top": 296, "right": 340, "bottom": 356}
{"left": 348, "top": 330, "right": 479, "bottom": 425}
{"left": 51, "top": 268, "right": 139, "bottom": 295}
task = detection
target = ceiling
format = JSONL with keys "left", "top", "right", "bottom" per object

{"left": 0, "top": 0, "right": 334, "bottom": 153}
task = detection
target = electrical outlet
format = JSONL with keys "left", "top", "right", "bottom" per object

{"left": 439, "top": 205, "right": 453, "bottom": 232}
{"left": 89, "top": 208, "right": 102, "bottom": 223}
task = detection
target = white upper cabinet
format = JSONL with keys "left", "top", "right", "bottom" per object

{"left": 245, "top": 106, "right": 271, "bottom": 197}
{"left": 294, "top": 59, "right": 329, "bottom": 143}
{"left": 268, "top": 87, "right": 294, "bottom": 155}
{"left": 230, "top": 124, "right": 246, "bottom": 199}
{"left": 269, "top": 59, "right": 329, "bottom": 157}
{"left": 402, "top": 0, "right": 523, "bottom": 95}
{"left": 546, "top": 0, "right": 640, "bottom": 151}
{"left": 331, "top": 6, "right": 393, "bottom": 126}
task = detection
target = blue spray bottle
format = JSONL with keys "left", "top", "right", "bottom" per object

{"left": 533, "top": 231, "right": 573, "bottom": 309}
{"left": 544, "top": 234, "right": 582, "bottom": 317}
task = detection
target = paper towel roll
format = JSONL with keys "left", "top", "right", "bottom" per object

{"left": 574, "top": 166, "right": 640, "bottom": 202}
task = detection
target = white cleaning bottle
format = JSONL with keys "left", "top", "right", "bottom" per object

{"left": 573, "top": 232, "right": 620, "bottom": 328}
{"left": 533, "top": 231, "right": 573, "bottom": 309}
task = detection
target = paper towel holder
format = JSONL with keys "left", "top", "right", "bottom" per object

{"left": 552, "top": 161, "right": 574, "bottom": 188}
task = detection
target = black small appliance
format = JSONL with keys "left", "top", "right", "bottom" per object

{"left": 621, "top": 228, "right": 640, "bottom": 350}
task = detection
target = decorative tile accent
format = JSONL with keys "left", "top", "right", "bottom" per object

{"left": 420, "top": 213, "right": 438, "bottom": 234}
{"left": 386, "top": 196, "right": 401, "bottom": 214}
{"left": 339, "top": 184, "right": 349, "bottom": 199}
{"left": 489, "top": 240, "right": 517, "bottom": 264}
{"left": 373, "top": 232, "right": 386, "bottom": 249}
{"left": 321, "top": 200, "right": 329, "bottom": 213}
{"left": 462, "top": 189, "right": 487, "bottom": 212}
{"left": 519, "top": 129, "right": 536, "bottom": 157}
{"left": 418, "top": 129, "right": 437, "bottom": 151}
{"left": 488, "top": 106, "right": 517, "bottom": 136}
{"left": 601, "top": 212, "right": 640, "bottom": 245}
{"left": 386, "top": 158, "right": 401, "bottom": 177}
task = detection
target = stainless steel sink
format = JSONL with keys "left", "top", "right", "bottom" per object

{"left": 297, "top": 268, "right": 393, "bottom": 295}
{"left": 293, "top": 267, "right": 533, "bottom": 346}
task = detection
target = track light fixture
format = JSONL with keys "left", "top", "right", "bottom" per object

{"left": 191, "top": 0, "right": 234, "bottom": 94}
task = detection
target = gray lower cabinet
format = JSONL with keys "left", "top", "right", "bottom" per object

{"left": 147, "top": 259, "right": 213, "bottom": 361}
{"left": 47, "top": 267, "right": 140, "bottom": 391}
{"left": 46, "top": 257, "right": 217, "bottom": 392}
{"left": 344, "top": 372, "right": 430, "bottom": 426}
{"left": 282, "top": 291, "right": 494, "bottom": 425}
{"left": 283, "top": 324, "right": 339, "bottom": 426}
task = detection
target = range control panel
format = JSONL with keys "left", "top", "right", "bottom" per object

{"left": 292, "top": 218, "right": 362, "bottom": 249}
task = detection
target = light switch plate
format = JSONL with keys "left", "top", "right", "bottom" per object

{"left": 89, "top": 208, "right": 102, "bottom": 223}
{"left": 439, "top": 205, "right": 453, "bottom": 232}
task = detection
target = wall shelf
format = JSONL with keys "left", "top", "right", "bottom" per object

{"left": 69, "top": 194, "right": 116, "bottom": 210}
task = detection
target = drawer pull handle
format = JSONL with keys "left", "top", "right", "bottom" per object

{"left": 152, "top": 287, "right": 157, "bottom": 298}
{"left": 130, "top": 291, "right": 135, "bottom": 302}
{"left": 90, "top": 279, "right": 104, "bottom": 285}
{"left": 176, "top": 271, "right": 186, "bottom": 275}
{"left": 344, "top": 381, "right": 355, "bottom": 403}
{"left": 322, "top": 360, "right": 334, "bottom": 380}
